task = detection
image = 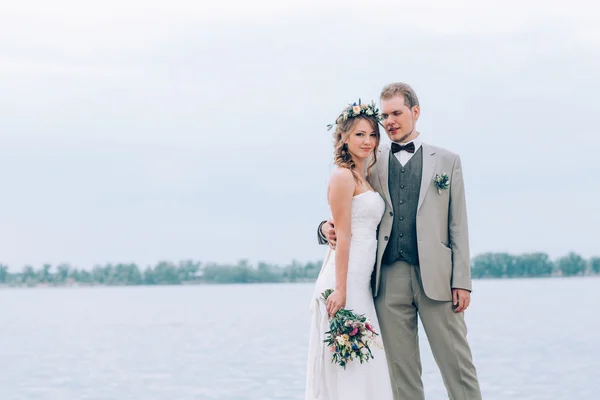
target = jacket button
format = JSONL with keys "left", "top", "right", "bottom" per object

{"left": 384, "top": 236, "right": 389, "bottom": 241}
{"left": 389, "top": 211, "right": 393, "bottom": 216}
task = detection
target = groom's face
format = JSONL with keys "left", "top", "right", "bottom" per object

{"left": 381, "top": 95, "right": 420, "bottom": 143}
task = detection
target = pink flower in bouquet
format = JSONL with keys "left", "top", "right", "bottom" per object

{"left": 349, "top": 327, "right": 359, "bottom": 336}
{"left": 366, "top": 323, "right": 375, "bottom": 333}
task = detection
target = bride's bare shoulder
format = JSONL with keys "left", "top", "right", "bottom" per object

{"left": 327, "top": 167, "right": 355, "bottom": 197}
{"left": 329, "top": 166, "right": 354, "bottom": 181}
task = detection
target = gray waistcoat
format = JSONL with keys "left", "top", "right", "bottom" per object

{"left": 382, "top": 147, "right": 423, "bottom": 266}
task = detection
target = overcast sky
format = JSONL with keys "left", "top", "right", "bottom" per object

{"left": 1, "top": 0, "right": 599, "bottom": 270}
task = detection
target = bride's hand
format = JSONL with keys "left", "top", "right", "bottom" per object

{"left": 326, "top": 290, "right": 346, "bottom": 317}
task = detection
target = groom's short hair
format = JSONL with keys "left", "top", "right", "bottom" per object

{"left": 380, "top": 82, "right": 420, "bottom": 109}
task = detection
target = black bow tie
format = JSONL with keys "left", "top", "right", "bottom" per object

{"left": 391, "top": 142, "right": 415, "bottom": 154}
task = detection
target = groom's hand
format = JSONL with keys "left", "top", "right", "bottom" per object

{"left": 322, "top": 219, "right": 337, "bottom": 249}
{"left": 452, "top": 289, "right": 471, "bottom": 313}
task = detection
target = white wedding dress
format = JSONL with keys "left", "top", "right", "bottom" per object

{"left": 305, "top": 190, "right": 394, "bottom": 400}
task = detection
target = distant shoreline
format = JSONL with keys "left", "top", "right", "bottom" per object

{"left": 1, "top": 274, "right": 599, "bottom": 290}
{"left": 1, "top": 252, "right": 598, "bottom": 288}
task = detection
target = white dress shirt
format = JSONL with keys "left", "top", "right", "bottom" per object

{"left": 392, "top": 135, "right": 422, "bottom": 166}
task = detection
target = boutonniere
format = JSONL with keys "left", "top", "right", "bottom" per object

{"left": 434, "top": 173, "right": 450, "bottom": 194}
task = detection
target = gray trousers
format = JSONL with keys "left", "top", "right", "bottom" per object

{"left": 374, "top": 260, "right": 482, "bottom": 400}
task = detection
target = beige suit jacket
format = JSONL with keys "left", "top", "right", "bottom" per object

{"left": 368, "top": 142, "right": 472, "bottom": 301}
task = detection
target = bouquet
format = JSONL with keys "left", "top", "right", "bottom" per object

{"left": 321, "top": 289, "right": 380, "bottom": 369}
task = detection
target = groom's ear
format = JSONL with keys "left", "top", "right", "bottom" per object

{"left": 412, "top": 105, "right": 420, "bottom": 120}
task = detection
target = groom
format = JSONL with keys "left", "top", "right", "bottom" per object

{"left": 317, "top": 83, "right": 482, "bottom": 399}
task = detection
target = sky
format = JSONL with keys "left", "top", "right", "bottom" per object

{"left": 1, "top": 0, "right": 599, "bottom": 270}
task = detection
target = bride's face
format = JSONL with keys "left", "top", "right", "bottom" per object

{"left": 345, "top": 118, "right": 378, "bottom": 160}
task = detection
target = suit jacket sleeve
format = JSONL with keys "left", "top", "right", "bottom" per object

{"left": 449, "top": 155, "right": 472, "bottom": 291}
{"left": 317, "top": 220, "right": 328, "bottom": 245}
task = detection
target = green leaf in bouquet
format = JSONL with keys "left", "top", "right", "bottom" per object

{"left": 321, "top": 288, "right": 334, "bottom": 301}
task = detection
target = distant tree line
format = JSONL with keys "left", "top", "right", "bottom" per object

{"left": 0, "top": 252, "right": 598, "bottom": 287}
{"left": 471, "top": 252, "right": 599, "bottom": 278}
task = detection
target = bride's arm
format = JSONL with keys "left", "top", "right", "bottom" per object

{"left": 325, "top": 168, "right": 354, "bottom": 317}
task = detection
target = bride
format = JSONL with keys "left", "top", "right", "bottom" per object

{"left": 305, "top": 101, "right": 393, "bottom": 400}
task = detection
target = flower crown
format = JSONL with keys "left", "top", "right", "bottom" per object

{"left": 326, "top": 99, "right": 382, "bottom": 131}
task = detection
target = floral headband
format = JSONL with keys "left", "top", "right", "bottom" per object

{"left": 326, "top": 99, "right": 382, "bottom": 131}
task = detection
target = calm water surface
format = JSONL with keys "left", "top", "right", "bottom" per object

{"left": 1, "top": 277, "right": 599, "bottom": 399}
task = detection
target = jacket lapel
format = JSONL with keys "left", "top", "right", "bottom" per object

{"left": 417, "top": 143, "right": 436, "bottom": 211}
{"left": 376, "top": 144, "right": 393, "bottom": 210}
